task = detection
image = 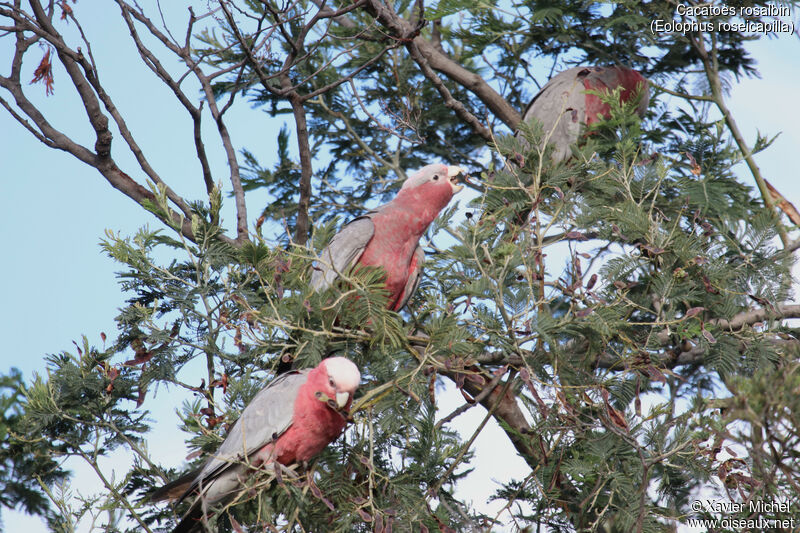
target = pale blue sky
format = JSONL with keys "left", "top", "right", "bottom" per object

{"left": 1, "top": 4, "right": 799, "bottom": 531}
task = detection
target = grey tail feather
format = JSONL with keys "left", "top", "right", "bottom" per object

{"left": 171, "top": 499, "right": 207, "bottom": 533}
{"left": 150, "top": 467, "right": 202, "bottom": 503}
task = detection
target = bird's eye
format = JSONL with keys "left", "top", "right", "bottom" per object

{"left": 329, "top": 378, "right": 335, "bottom": 387}
{"left": 433, "top": 174, "right": 439, "bottom": 180}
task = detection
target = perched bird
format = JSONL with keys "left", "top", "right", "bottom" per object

{"left": 311, "top": 163, "right": 465, "bottom": 311}
{"left": 521, "top": 65, "right": 649, "bottom": 162}
{"left": 152, "top": 357, "right": 361, "bottom": 533}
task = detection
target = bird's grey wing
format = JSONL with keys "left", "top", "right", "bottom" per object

{"left": 310, "top": 215, "right": 375, "bottom": 292}
{"left": 183, "top": 369, "right": 311, "bottom": 499}
{"left": 521, "top": 66, "right": 589, "bottom": 162}
{"left": 395, "top": 245, "right": 424, "bottom": 311}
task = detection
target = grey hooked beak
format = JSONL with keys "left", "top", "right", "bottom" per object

{"left": 447, "top": 165, "right": 466, "bottom": 193}
{"left": 335, "top": 391, "right": 351, "bottom": 409}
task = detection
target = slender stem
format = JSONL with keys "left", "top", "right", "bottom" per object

{"left": 694, "top": 31, "right": 789, "bottom": 247}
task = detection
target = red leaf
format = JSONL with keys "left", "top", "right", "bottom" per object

{"left": 125, "top": 338, "right": 154, "bottom": 365}
{"left": 645, "top": 365, "right": 666, "bottom": 384}
{"left": 30, "top": 48, "right": 54, "bottom": 95}
{"left": 565, "top": 231, "right": 588, "bottom": 241}
{"left": 701, "top": 275, "right": 719, "bottom": 294}
{"left": 210, "top": 374, "right": 229, "bottom": 394}
{"left": 765, "top": 178, "right": 800, "bottom": 226}
{"left": 702, "top": 328, "right": 717, "bottom": 344}
{"left": 307, "top": 477, "right": 335, "bottom": 511}
{"left": 685, "top": 307, "right": 705, "bottom": 318}
{"left": 685, "top": 151, "right": 701, "bottom": 176}
{"left": 229, "top": 516, "right": 245, "bottom": 533}
{"left": 465, "top": 373, "right": 486, "bottom": 385}
{"left": 234, "top": 326, "right": 245, "bottom": 352}
{"left": 601, "top": 388, "right": 628, "bottom": 431}
{"left": 191, "top": 379, "right": 206, "bottom": 393}
{"left": 105, "top": 366, "right": 119, "bottom": 393}
{"left": 357, "top": 508, "right": 373, "bottom": 522}
{"left": 638, "top": 243, "right": 665, "bottom": 256}
{"left": 186, "top": 449, "right": 203, "bottom": 461}
{"left": 124, "top": 351, "right": 153, "bottom": 366}
{"left": 136, "top": 387, "right": 146, "bottom": 407}
{"left": 100, "top": 332, "right": 107, "bottom": 343}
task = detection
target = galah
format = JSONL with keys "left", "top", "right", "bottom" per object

{"left": 311, "top": 163, "right": 465, "bottom": 311}
{"left": 521, "top": 65, "right": 649, "bottom": 162}
{"left": 151, "top": 357, "right": 361, "bottom": 533}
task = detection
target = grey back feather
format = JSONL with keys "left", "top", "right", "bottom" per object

{"left": 521, "top": 66, "right": 590, "bottom": 162}
{"left": 182, "top": 369, "right": 310, "bottom": 500}
{"left": 310, "top": 214, "right": 376, "bottom": 292}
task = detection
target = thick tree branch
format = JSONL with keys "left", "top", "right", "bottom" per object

{"left": 473, "top": 303, "right": 800, "bottom": 371}
{"left": 219, "top": 1, "right": 385, "bottom": 245}
{"left": 402, "top": 332, "right": 539, "bottom": 470}
{"left": 361, "top": 0, "right": 521, "bottom": 130}
{"left": 0, "top": 2, "right": 207, "bottom": 242}
{"left": 286, "top": 86, "right": 313, "bottom": 246}
{"left": 406, "top": 39, "right": 492, "bottom": 141}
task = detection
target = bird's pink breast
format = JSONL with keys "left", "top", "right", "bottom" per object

{"left": 357, "top": 212, "right": 419, "bottom": 309}
{"left": 269, "top": 372, "right": 348, "bottom": 464}
{"left": 355, "top": 180, "right": 454, "bottom": 309}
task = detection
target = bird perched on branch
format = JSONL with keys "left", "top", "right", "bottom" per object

{"left": 521, "top": 65, "right": 649, "bottom": 162}
{"left": 311, "top": 163, "right": 465, "bottom": 312}
{"left": 151, "top": 357, "right": 361, "bottom": 533}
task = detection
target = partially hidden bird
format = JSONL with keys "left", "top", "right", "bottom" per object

{"left": 151, "top": 357, "right": 361, "bottom": 533}
{"left": 310, "top": 163, "right": 465, "bottom": 311}
{"left": 521, "top": 65, "right": 649, "bottom": 162}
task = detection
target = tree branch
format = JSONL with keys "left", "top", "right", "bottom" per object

{"left": 360, "top": 0, "right": 521, "bottom": 130}
{"left": 117, "top": 2, "right": 214, "bottom": 195}
{"left": 694, "top": 30, "right": 789, "bottom": 247}
{"left": 123, "top": 3, "right": 249, "bottom": 242}
{"left": 0, "top": 2, "right": 205, "bottom": 242}
{"left": 406, "top": 39, "right": 492, "bottom": 141}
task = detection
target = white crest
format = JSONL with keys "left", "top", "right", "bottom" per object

{"left": 324, "top": 357, "right": 361, "bottom": 392}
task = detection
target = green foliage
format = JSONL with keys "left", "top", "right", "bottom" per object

{"left": 0, "top": 368, "right": 68, "bottom": 523}
{"left": 8, "top": 0, "right": 800, "bottom": 531}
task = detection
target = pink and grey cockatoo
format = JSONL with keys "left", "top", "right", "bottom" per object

{"left": 521, "top": 65, "right": 649, "bottom": 162}
{"left": 151, "top": 357, "right": 361, "bottom": 533}
{"left": 310, "top": 163, "right": 464, "bottom": 311}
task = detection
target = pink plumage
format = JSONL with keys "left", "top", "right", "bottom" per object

{"left": 311, "top": 163, "right": 464, "bottom": 311}
{"left": 261, "top": 358, "right": 358, "bottom": 464}
{"left": 152, "top": 357, "right": 361, "bottom": 533}
{"left": 521, "top": 65, "right": 649, "bottom": 162}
